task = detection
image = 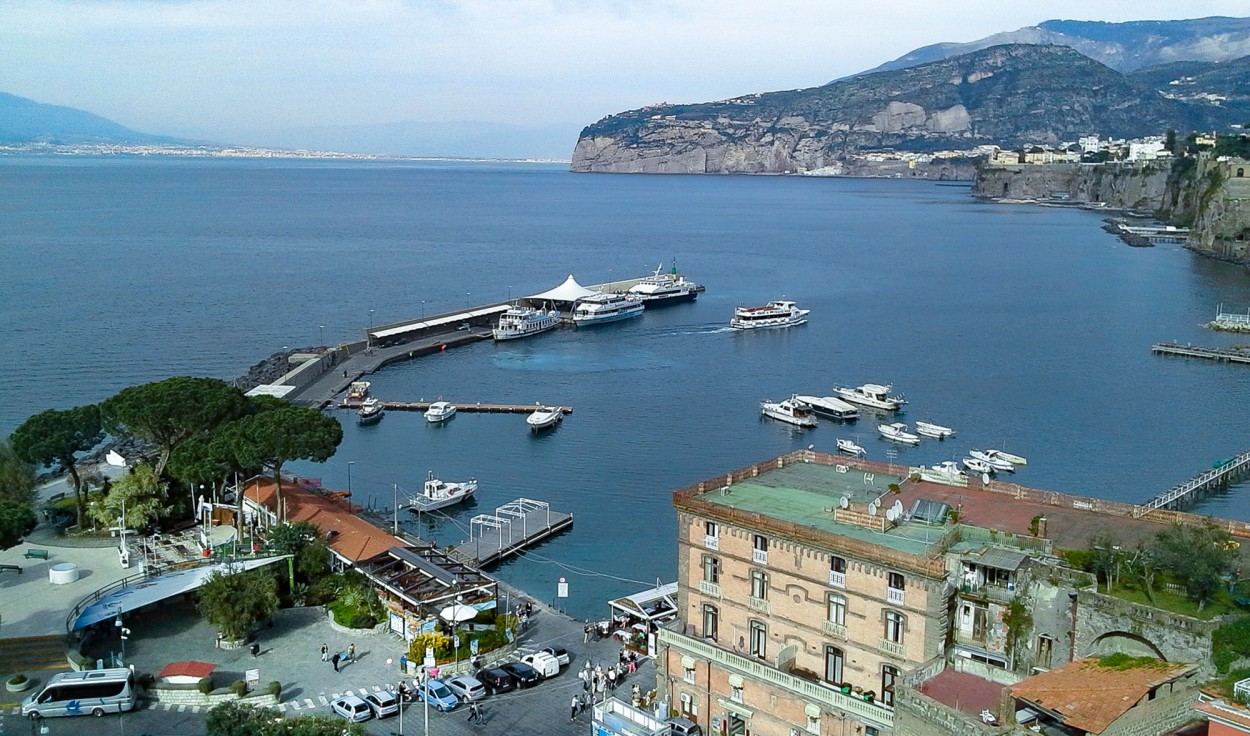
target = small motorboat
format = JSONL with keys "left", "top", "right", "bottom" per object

{"left": 837, "top": 438, "right": 866, "bottom": 457}
{"left": 346, "top": 381, "right": 371, "bottom": 401}
{"left": 986, "top": 449, "right": 1027, "bottom": 466}
{"left": 425, "top": 401, "right": 457, "bottom": 423}
{"left": 526, "top": 405, "right": 564, "bottom": 431}
{"left": 760, "top": 398, "right": 817, "bottom": 427}
{"left": 832, "top": 383, "right": 906, "bottom": 411}
{"left": 963, "top": 457, "right": 994, "bottom": 475}
{"left": 877, "top": 423, "right": 920, "bottom": 445}
{"left": 356, "top": 397, "right": 384, "bottom": 425}
{"left": 969, "top": 450, "right": 1014, "bottom": 473}
{"left": 409, "top": 471, "right": 477, "bottom": 513}
{"left": 915, "top": 421, "right": 954, "bottom": 439}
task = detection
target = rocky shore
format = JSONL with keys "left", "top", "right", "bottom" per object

{"left": 232, "top": 346, "right": 327, "bottom": 394}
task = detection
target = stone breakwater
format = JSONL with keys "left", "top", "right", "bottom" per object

{"left": 232, "top": 347, "right": 326, "bottom": 394}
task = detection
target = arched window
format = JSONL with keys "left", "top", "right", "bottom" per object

{"left": 1237, "top": 168, "right": 1245, "bottom": 178}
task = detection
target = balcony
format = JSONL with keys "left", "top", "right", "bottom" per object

{"left": 879, "top": 638, "right": 906, "bottom": 658}
{"left": 886, "top": 587, "right": 905, "bottom": 606}
{"left": 822, "top": 621, "right": 847, "bottom": 639}
{"left": 704, "top": 534, "right": 719, "bottom": 550}
{"left": 747, "top": 596, "right": 769, "bottom": 613}
{"left": 752, "top": 549, "right": 768, "bottom": 565}
{"left": 829, "top": 570, "right": 846, "bottom": 589}
{"left": 699, "top": 580, "right": 722, "bottom": 598}
{"left": 659, "top": 626, "right": 894, "bottom": 730}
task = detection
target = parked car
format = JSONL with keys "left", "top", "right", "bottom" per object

{"left": 363, "top": 690, "right": 400, "bottom": 718}
{"left": 330, "top": 695, "right": 373, "bottom": 723}
{"left": 520, "top": 651, "right": 560, "bottom": 678}
{"left": 416, "top": 678, "right": 460, "bottom": 712}
{"left": 499, "top": 661, "right": 542, "bottom": 688}
{"left": 475, "top": 667, "right": 518, "bottom": 695}
{"left": 665, "top": 716, "right": 704, "bottom": 736}
{"left": 541, "top": 646, "right": 571, "bottom": 667}
{"left": 445, "top": 675, "right": 488, "bottom": 702}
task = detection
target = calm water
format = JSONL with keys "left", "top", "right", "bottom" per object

{"left": 3, "top": 157, "right": 1250, "bottom": 619}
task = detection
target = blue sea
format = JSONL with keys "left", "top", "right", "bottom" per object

{"left": 3, "top": 156, "right": 1250, "bottom": 619}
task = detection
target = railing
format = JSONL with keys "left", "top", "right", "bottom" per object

{"left": 879, "top": 639, "right": 906, "bottom": 658}
{"left": 747, "top": 597, "right": 769, "bottom": 613}
{"left": 1139, "top": 448, "right": 1250, "bottom": 513}
{"left": 699, "top": 580, "right": 722, "bottom": 598}
{"left": 829, "top": 570, "right": 846, "bottom": 589}
{"left": 704, "top": 535, "right": 719, "bottom": 550}
{"left": 887, "top": 587, "right": 905, "bottom": 606}
{"left": 823, "top": 621, "right": 847, "bottom": 639}
{"left": 752, "top": 549, "right": 768, "bottom": 565}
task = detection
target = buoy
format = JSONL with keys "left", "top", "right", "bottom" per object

{"left": 440, "top": 344, "right": 447, "bottom": 352}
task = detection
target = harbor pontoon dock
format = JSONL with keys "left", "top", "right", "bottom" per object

{"left": 1136, "top": 447, "right": 1250, "bottom": 514}
{"left": 457, "top": 498, "right": 573, "bottom": 566}
{"left": 1151, "top": 342, "right": 1250, "bottom": 365}
{"left": 341, "top": 400, "right": 572, "bottom": 415}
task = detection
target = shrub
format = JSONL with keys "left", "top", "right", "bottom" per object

{"left": 138, "top": 672, "right": 155, "bottom": 688}
{"left": 230, "top": 679, "right": 248, "bottom": 696}
{"left": 1213, "top": 617, "right": 1250, "bottom": 673}
{"left": 197, "top": 677, "right": 213, "bottom": 694}
{"left": 7, "top": 674, "right": 27, "bottom": 685}
{"left": 267, "top": 680, "right": 281, "bottom": 697}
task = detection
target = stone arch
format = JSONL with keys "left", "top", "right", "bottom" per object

{"left": 1237, "top": 168, "right": 1245, "bottom": 178}
{"left": 1090, "top": 631, "right": 1166, "bottom": 659}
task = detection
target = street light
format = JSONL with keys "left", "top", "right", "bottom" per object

{"left": 346, "top": 462, "right": 355, "bottom": 514}
{"left": 319, "top": 324, "right": 325, "bottom": 346}
{"left": 420, "top": 300, "right": 426, "bottom": 320}
{"left": 368, "top": 310, "right": 375, "bottom": 353}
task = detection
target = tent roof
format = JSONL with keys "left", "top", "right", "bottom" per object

{"left": 528, "top": 275, "right": 597, "bottom": 303}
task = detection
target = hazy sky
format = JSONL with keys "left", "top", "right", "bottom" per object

{"left": 1, "top": 0, "right": 1247, "bottom": 143}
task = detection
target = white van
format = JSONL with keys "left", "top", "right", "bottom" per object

{"left": 21, "top": 668, "right": 137, "bottom": 718}
{"left": 520, "top": 651, "right": 560, "bottom": 678}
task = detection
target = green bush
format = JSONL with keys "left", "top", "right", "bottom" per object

{"left": 267, "top": 681, "right": 281, "bottom": 697}
{"left": 138, "top": 673, "right": 155, "bottom": 688}
{"left": 197, "top": 676, "right": 214, "bottom": 695}
{"left": 327, "top": 600, "right": 377, "bottom": 629}
{"left": 8, "top": 674, "right": 27, "bottom": 685}
{"left": 1060, "top": 548, "right": 1095, "bottom": 572}
{"left": 230, "top": 679, "right": 248, "bottom": 696}
{"left": 1213, "top": 617, "right": 1250, "bottom": 673}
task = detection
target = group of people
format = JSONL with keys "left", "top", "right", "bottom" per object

{"left": 320, "top": 642, "right": 356, "bottom": 673}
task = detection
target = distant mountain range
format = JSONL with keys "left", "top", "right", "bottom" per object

{"left": 0, "top": 92, "right": 187, "bottom": 146}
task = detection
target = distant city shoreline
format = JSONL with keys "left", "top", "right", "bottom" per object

{"left": 0, "top": 142, "right": 571, "bottom": 165}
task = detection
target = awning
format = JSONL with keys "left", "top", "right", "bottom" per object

{"left": 608, "top": 582, "right": 678, "bottom": 622}
{"left": 527, "top": 275, "right": 597, "bottom": 303}
{"left": 974, "top": 548, "right": 1028, "bottom": 571}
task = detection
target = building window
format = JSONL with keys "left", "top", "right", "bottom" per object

{"left": 680, "top": 691, "right": 697, "bottom": 716}
{"left": 704, "top": 521, "right": 719, "bottom": 549}
{"left": 830, "top": 555, "right": 847, "bottom": 588}
{"left": 702, "top": 555, "right": 721, "bottom": 584}
{"left": 884, "top": 610, "right": 906, "bottom": 644}
{"left": 751, "top": 569, "right": 768, "bottom": 600}
{"left": 702, "top": 604, "right": 719, "bottom": 641}
{"left": 824, "top": 646, "right": 845, "bottom": 684}
{"left": 887, "top": 572, "right": 906, "bottom": 605}
{"left": 749, "top": 619, "right": 767, "bottom": 659}
{"left": 683, "top": 664, "right": 696, "bottom": 684}
{"left": 1037, "top": 635, "right": 1055, "bottom": 669}
{"left": 753, "top": 534, "right": 768, "bottom": 564}
{"left": 882, "top": 665, "right": 899, "bottom": 707}
{"left": 731, "top": 684, "right": 744, "bottom": 704}
{"left": 826, "top": 593, "right": 846, "bottom": 625}
{"left": 1238, "top": 167, "right": 1245, "bottom": 177}
{"left": 865, "top": 727, "right": 880, "bottom": 736}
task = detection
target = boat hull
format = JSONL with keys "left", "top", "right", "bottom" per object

{"left": 493, "top": 319, "right": 560, "bottom": 341}
{"left": 572, "top": 307, "right": 644, "bottom": 326}
{"left": 410, "top": 489, "right": 474, "bottom": 512}
{"left": 731, "top": 315, "right": 807, "bottom": 330}
{"left": 357, "top": 411, "right": 384, "bottom": 425}
{"left": 836, "top": 440, "right": 866, "bottom": 457}
{"left": 527, "top": 408, "right": 563, "bottom": 430}
{"left": 793, "top": 395, "right": 859, "bottom": 421}
{"left": 637, "top": 290, "right": 698, "bottom": 307}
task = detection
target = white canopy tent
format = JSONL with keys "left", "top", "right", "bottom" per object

{"left": 527, "top": 275, "right": 597, "bottom": 304}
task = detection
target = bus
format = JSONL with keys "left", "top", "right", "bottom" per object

{"left": 21, "top": 668, "right": 136, "bottom": 718}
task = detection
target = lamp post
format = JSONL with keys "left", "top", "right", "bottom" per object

{"left": 420, "top": 300, "right": 426, "bottom": 320}
{"left": 319, "top": 324, "right": 325, "bottom": 346}
{"left": 368, "top": 309, "right": 375, "bottom": 353}
{"left": 346, "top": 462, "right": 355, "bottom": 514}
{"left": 199, "top": 484, "right": 205, "bottom": 525}
{"left": 466, "top": 292, "right": 471, "bottom": 308}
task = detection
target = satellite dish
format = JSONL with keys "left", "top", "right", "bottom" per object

{"left": 885, "top": 506, "right": 899, "bottom": 522}
{"left": 839, "top": 496, "right": 850, "bottom": 509}
{"left": 981, "top": 472, "right": 991, "bottom": 485}
{"left": 868, "top": 501, "right": 879, "bottom": 516}
{"left": 892, "top": 500, "right": 904, "bottom": 516}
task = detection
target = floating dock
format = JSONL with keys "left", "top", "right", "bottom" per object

{"left": 1137, "top": 448, "right": 1250, "bottom": 514}
{"left": 1151, "top": 342, "right": 1250, "bottom": 365}
{"left": 341, "top": 400, "right": 572, "bottom": 415}
{"left": 456, "top": 498, "right": 573, "bottom": 566}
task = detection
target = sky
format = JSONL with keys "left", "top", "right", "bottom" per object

{"left": 1, "top": 0, "right": 1248, "bottom": 154}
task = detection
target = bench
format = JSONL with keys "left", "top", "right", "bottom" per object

{"left": 24, "top": 549, "right": 49, "bottom": 560}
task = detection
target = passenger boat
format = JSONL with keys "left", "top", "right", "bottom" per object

{"left": 424, "top": 401, "right": 457, "bottom": 423}
{"left": 987, "top": 449, "right": 1027, "bottom": 466}
{"left": 409, "top": 471, "right": 477, "bottom": 513}
{"left": 837, "top": 438, "right": 866, "bottom": 457}
{"left": 969, "top": 450, "right": 1015, "bottom": 473}
{"left": 832, "top": 384, "right": 906, "bottom": 411}
{"left": 571, "top": 293, "right": 645, "bottom": 326}
{"left": 526, "top": 405, "right": 564, "bottom": 431}
{"left": 730, "top": 300, "right": 809, "bottom": 330}
{"left": 493, "top": 304, "right": 561, "bottom": 341}
{"left": 963, "top": 457, "right": 994, "bottom": 475}
{"left": 792, "top": 395, "right": 859, "bottom": 421}
{"left": 347, "top": 381, "right": 371, "bottom": 401}
{"left": 627, "top": 263, "right": 700, "bottom": 307}
{"left": 356, "top": 397, "right": 384, "bottom": 425}
{"left": 760, "top": 398, "right": 817, "bottom": 427}
{"left": 915, "top": 421, "right": 954, "bottom": 439}
{"left": 877, "top": 423, "right": 921, "bottom": 445}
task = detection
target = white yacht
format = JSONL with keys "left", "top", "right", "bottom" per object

{"left": 969, "top": 450, "right": 1015, "bottom": 473}
{"left": 792, "top": 395, "right": 859, "bottom": 421}
{"left": 493, "top": 304, "right": 561, "bottom": 341}
{"left": 356, "top": 397, "right": 384, "bottom": 425}
{"left": 963, "top": 457, "right": 994, "bottom": 475}
{"left": 833, "top": 384, "right": 907, "bottom": 411}
{"left": 424, "top": 401, "right": 457, "bottom": 423}
{"left": 526, "top": 405, "right": 564, "bottom": 431}
{"left": 571, "top": 293, "right": 645, "bottom": 326}
{"left": 409, "top": 471, "right": 477, "bottom": 513}
{"left": 760, "top": 398, "right": 817, "bottom": 427}
{"left": 837, "top": 438, "right": 867, "bottom": 457}
{"left": 929, "top": 461, "right": 968, "bottom": 481}
{"left": 627, "top": 263, "right": 700, "bottom": 307}
{"left": 915, "top": 421, "right": 954, "bottom": 439}
{"left": 877, "top": 422, "right": 921, "bottom": 445}
{"left": 731, "top": 300, "right": 809, "bottom": 330}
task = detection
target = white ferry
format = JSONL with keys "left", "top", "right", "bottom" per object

{"left": 730, "top": 300, "right": 809, "bottom": 330}
{"left": 493, "top": 305, "right": 561, "bottom": 341}
{"left": 571, "top": 293, "right": 645, "bottom": 326}
{"left": 760, "top": 398, "right": 817, "bottom": 427}
{"left": 627, "top": 263, "right": 701, "bottom": 307}
{"left": 832, "top": 383, "right": 906, "bottom": 411}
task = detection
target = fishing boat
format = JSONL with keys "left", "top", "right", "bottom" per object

{"left": 356, "top": 397, "right": 384, "bottom": 425}
{"left": 969, "top": 450, "right": 1015, "bottom": 473}
{"left": 425, "top": 401, "right": 457, "bottom": 423}
{"left": 832, "top": 383, "right": 906, "bottom": 411}
{"left": 730, "top": 300, "right": 809, "bottom": 330}
{"left": 760, "top": 398, "right": 817, "bottom": 427}
{"left": 792, "top": 395, "right": 859, "bottom": 421}
{"left": 877, "top": 422, "right": 921, "bottom": 445}
{"left": 409, "top": 471, "right": 477, "bottom": 513}
{"left": 627, "top": 262, "right": 701, "bottom": 307}
{"left": 493, "top": 304, "right": 561, "bottom": 341}
{"left": 928, "top": 461, "right": 968, "bottom": 481}
{"left": 347, "top": 381, "right": 371, "bottom": 401}
{"left": 571, "top": 293, "right": 645, "bottom": 326}
{"left": 526, "top": 405, "right": 564, "bottom": 431}
{"left": 963, "top": 457, "right": 994, "bottom": 475}
{"left": 837, "top": 438, "right": 866, "bottom": 457}
{"left": 915, "top": 421, "right": 954, "bottom": 439}
{"left": 987, "top": 449, "right": 1027, "bottom": 466}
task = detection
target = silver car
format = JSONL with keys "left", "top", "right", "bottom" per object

{"left": 330, "top": 695, "right": 372, "bottom": 723}
{"left": 445, "top": 675, "right": 488, "bottom": 702}
{"left": 363, "top": 690, "right": 400, "bottom": 718}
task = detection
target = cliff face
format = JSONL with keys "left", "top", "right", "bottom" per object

{"left": 972, "top": 163, "right": 1174, "bottom": 211}
{"left": 1188, "top": 158, "right": 1250, "bottom": 261}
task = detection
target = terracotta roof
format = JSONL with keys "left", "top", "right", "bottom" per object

{"left": 1197, "top": 700, "right": 1250, "bottom": 733}
{"left": 157, "top": 661, "right": 216, "bottom": 679}
{"left": 245, "top": 477, "right": 401, "bottom": 563}
{"left": 1009, "top": 658, "right": 1196, "bottom": 735}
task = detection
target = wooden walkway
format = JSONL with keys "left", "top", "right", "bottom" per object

{"left": 340, "top": 400, "right": 572, "bottom": 415}
{"left": 1152, "top": 342, "right": 1250, "bottom": 364}
{"left": 456, "top": 499, "right": 573, "bottom": 566}
{"left": 1137, "top": 448, "right": 1250, "bottom": 514}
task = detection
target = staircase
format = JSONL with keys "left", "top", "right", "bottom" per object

{"left": 0, "top": 635, "right": 69, "bottom": 677}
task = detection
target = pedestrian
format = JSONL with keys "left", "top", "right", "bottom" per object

{"left": 619, "top": 647, "right": 627, "bottom": 665}
{"left": 320, "top": 643, "right": 328, "bottom": 662}
{"left": 607, "top": 666, "right": 617, "bottom": 690}
{"left": 581, "top": 692, "right": 592, "bottom": 714}
{"left": 628, "top": 656, "right": 636, "bottom": 674}
{"left": 632, "top": 683, "right": 642, "bottom": 707}
{"left": 348, "top": 643, "right": 356, "bottom": 662}
{"left": 525, "top": 601, "right": 533, "bottom": 616}
{"left": 332, "top": 652, "right": 340, "bottom": 673}
{"left": 583, "top": 621, "right": 591, "bottom": 644}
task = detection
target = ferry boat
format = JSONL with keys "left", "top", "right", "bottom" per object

{"left": 571, "top": 293, "right": 645, "bottom": 326}
{"left": 347, "top": 381, "right": 371, "bottom": 401}
{"left": 493, "top": 304, "right": 561, "bottom": 341}
{"left": 409, "top": 471, "right": 477, "bottom": 513}
{"left": 526, "top": 405, "right": 564, "bottom": 431}
{"left": 832, "top": 383, "right": 906, "bottom": 411}
{"left": 730, "top": 300, "right": 809, "bottom": 330}
{"left": 877, "top": 422, "right": 921, "bottom": 445}
{"left": 837, "top": 438, "right": 867, "bottom": 457}
{"left": 915, "top": 421, "right": 954, "bottom": 439}
{"left": 627, "top": 263, "right": 701, "bottom": 307}
{"left": 356, "top": 397, "right": 384, "bottom": 425}
{"left": 792, "top": 395, "right": 859, "bottom": 421}
{"left": 970, "top": 450, "right": 1015, "bottom": 473}
{"left": 760, "top": 398, "right": 817, "bottom": 427}
{"left": 425, "top": 401, "right": 457, "bottom": 423}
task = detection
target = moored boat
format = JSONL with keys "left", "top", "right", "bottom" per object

{"left": 928, "top": 461, "right": 968, "bottom": 481}
{"left": 493, "top": 304, "right": 561, "bottom": 341}
{"left": 915, "top": 421, "right": 954, "bottom": 439}
{"left": 356, "top": 397, "right": 384, "bottom": 425}
{"left": 837, "top": 438, "right": 866, "bottom": 457}
{"left": 987, "top": 449, "right": 1028, "bottom": 466}
{"left": 409, "top": 471, "right": 477, "bottom": 513}
{"left": 571, "top": 293, "right": 645, "bottom": 326}
{"left": 627, "top": 262, "right": 701, "bottom": 307}
{"left": 526, "top": 405, "right": 564, "bottom": 431}
{"left": 832, "top": 383, "right": 906, "bottom": 411}
{"left": 969, "top": 450, "right": 1014, "bottom": 472}
{"left": 730, "top": 300, "right": 809, "bottom": 330}
{"left": 425, "top": 401, "right": 457, "bottom": 423}
{"left": 760, "top": 398, "right": 817, "bottom": 427}
{"left": 963, "top": 457, "right": 994, "bottom": 475}
{"left": 792, "top": 395, "right": 859, "bottom": 421}
{"left": 877, "top": 422, "right": 921, "bottom": 445}
{"left": 347, "top": 381, "right": 371, "bottom": 401}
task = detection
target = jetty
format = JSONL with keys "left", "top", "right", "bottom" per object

{"left": 341, "top": 400, "right": 572, "bottom": 415}
{"left": 456, "top": 499, "right": 573, "bottom": 566}
{"left": 1136, "top": 448, "right": 1250, "bottom": 514}
{"left": 1209, "top": 304, "right": 1250, "bottom": 333}
{"left": 1151, "top": 342, "right": 1250, "bottom": 365}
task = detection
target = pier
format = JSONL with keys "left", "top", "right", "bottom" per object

{"left": 1137, "top": 448, "right": 1250, "bottom": 514}
{"left": 1151, "top": 342, "right": 1250, "bottom": 365}
{"left": 456, "top": 498, "right": 573, "bottom": 566}
{"left": 341, "top": 399, "right": 572, "bottom": 415}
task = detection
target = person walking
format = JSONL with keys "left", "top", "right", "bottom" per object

{"left": 320, "top": 643, "right": 328, "bottom": 662}
{"left": 348, "top": 643, "right": 356, "bottom": 662}
{"left": 331, "top": 652, "right": 340, "bottom": 673}
{"left": 570, "top": 694, "right": 579, "bottom": 721}
{"left": 584, "top": 621, "right": 591, "bottom": 644}
{"left": 607, "top": 666, "right": 617, "bottom": 691}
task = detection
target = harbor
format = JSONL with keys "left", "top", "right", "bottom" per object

{"left": 1137, "top": 448, "right": 1250, "bottom": 514}
{"left": 1151, "top": 341, "right": 1250, "bottom": 364}
{"left": 341, "top": 399, "right": 574, "bottom": 415}
{"left": 455, "top": 498, "right": 574, "bottom": 567}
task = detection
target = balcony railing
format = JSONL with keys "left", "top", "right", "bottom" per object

{"left": 829, "top": 570, "right": 846, "bottom": 588}
{"left": 699, "top": 580, "right": 722, "bottom": 598}
{"left": 887, "top": 587, "right": 905, "bottom": 606}
{"left": 659, "top": 627, "right": 894, "bottom": 730}
{"left": 747, "top": 596, "right": 769, "bottom": 613}
{"left": 752, "top": 549, "right": 768, "bottom": 565}
{"left": 822, "top": 621, "right": 847, "bottom": 639}
{"left": 704, "top": 535, "right": 719, "bottom": 550}
{"left": 879, "top": 638, "right": 906, "bottom": 658}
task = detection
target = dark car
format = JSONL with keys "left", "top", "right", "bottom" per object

{"left": 475, "top": 667, "right": 518, "bottom": 695}
{"left": 499, "top": 661, "right": 542, "bottom": 688}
